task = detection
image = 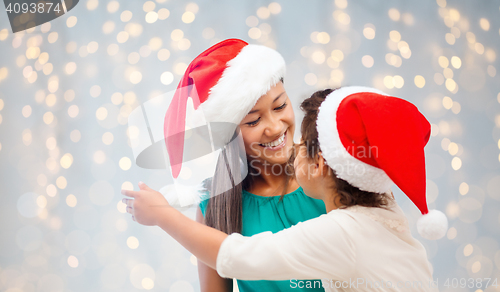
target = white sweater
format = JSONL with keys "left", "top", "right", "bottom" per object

{"left": 216, "top": 200, "right": 438, "bottom": 292}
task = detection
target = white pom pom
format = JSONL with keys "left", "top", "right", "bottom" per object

{"left": 417, "top": 209, "right": 448, "bottom": 240}
{"left": 159, "top": 183, "right": 207, "bottom": 208}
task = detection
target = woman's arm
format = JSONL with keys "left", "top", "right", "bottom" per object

{"left": 195, "top": 207, "right": 233, "bottom": 292}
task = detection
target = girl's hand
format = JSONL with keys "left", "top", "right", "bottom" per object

{"left": 121, "top": 182, "right": 170, "bottom": 226}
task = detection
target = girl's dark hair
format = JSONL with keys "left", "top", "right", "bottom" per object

{"left": 204, "top": 79, "right": 293, "bottom": 234}
{"left": 299, "top": 88, "right": 390, "bottom": 209}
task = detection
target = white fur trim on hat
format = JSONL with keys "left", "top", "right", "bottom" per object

{"left": 316, "top": 86, "right": 393, "bottom": 193}
{"left": 201, "top": 44, "right": 286, "bottom": 127}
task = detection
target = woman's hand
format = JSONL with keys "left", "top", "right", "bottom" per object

{"left": 121, "top": 182, "right": 170, "bottom": 226}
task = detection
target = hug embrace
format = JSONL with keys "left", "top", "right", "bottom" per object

{"left": 121, "top": 39, "right": 448, "bottom": 292}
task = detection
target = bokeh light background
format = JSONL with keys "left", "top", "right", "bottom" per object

{"left": 0, "top": 0, "right": 499, "bottom": 291}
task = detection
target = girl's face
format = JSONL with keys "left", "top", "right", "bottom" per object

{"left": 239, "top": 82, "right": 295, "bottom": 167}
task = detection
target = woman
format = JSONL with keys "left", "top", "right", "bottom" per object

{"left": 123, "top": 87, "right": 446, "bottom": 292}
{"left": 149, "top": 39, "right": 326, "bottom": 291}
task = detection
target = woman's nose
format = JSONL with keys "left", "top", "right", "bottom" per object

{"left": 264, "top": 115, "right": 283, "bottom": 137}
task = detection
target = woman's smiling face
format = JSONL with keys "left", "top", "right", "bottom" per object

{"left": 239, "top": 82, "right": 295, "bottom": 167}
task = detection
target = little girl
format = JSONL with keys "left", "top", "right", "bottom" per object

{"left": 122, "top": 86, "right": 448, "bottom": 292}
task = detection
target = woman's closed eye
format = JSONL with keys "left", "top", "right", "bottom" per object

{"left": 246, "top": 102, "right": 287, "bottom": 126}
{"left": 274, "top": 102, "right": 287, "bottom": 111}
{"left": 246, "top": 117, "right": 261, "bottom": 127}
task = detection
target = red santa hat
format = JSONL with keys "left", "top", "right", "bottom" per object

{"left": 316, "top": 86, "right": 448, "bottom": 240}
{"left": 161, "top": 39, "right": 286, "bottom": 206}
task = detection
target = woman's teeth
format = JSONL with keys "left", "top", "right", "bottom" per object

{"left": 260, "top": 132, "right": 285, "bottom": 148}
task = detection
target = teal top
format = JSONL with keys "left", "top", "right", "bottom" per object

{"left": 200, "top": 187, "right": 326, "bottom": 292}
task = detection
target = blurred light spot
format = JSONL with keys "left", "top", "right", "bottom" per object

{"left": 43, "top": 111, "right": 54, "bottom": 124}
{"left": 146, "top": 11, "right": 158, "bottom": 23}
{"left": 479, "top": 18, "right": 490, "bottom": 31}
{"left": 485, "top": 49, "right": 496, "bottom": 63}
{"left": 46, "top": 184, "right": 57, "bottom": 197}
{"left": 66, "top": 194, "right": 77, "bottom": 207}
{"left": 107, "top": 44, "right": 119, "bottom": 56}
{"left": 119, "top": 157, "right": 132, "bottom": 170}
{"left": 129, "top": 71, "right": 142, "bottom": 84}
{"left": 414, "top": 75, "right": 425, "bottom": 88}
{"left": 22, "top": 105, "right": 32, "bottom": 117}
{"left": 248, "top": 27, "right": 261, "bottom": 39}
{"left": 60, "top": 153, "right": 73, "bottom": 169}
{"left": 56, "top": 176, "right": 67, "bottom": 189}
{"left": 127, "top": 236, "right": 139, "bottom": 249}
{"left": 149, "top": 37, "right": 162, "bottom": 50}
{"left": 158, "top": 8, "right": 170, "bottom": 20}
{"left": 177, "top": 38, "right": 191, "bottom": 50}
{"left": 0, "top": 29, "right": 8, "bottom": 40}
{"left": 102, "top": 132, "right": 114, "bottom": 145}
{"left": 475, "top": 43, "right": 484, "bottom": 54}
{"left": 334, "top": 0, "right": 347, "bottom": 9}
{"left": 117, "top": 200, "right": 127, "bottom": 213}
{"left": 333, "top": 10, "right": 350, "bottom": 25}
{"left": 68, "top": 105, "right": 79, "bottom": 118}
{"left": 451, "top": 101, "right": 461, "bottom": 114}
{"left": 451, "top": 157, "right": 462, "bottom": 170}
{"left": 445, "top": 33, "right": 455, "bottom": 45}
{"left": 466, "top": 32, "right": 475, "bottom": 43}
{"left": 471, "top": 261, "right": 481, "bottom": 273}
{"left": 121, "top": 11, "right": 133, "bottom": 22}
{"left": 450, "top": 56, "right": 461, "bottom": 68}
{"left": 311, "top": 51, "right": 325, "bottom": 64}
{"left": 94, "top": 150, "right": 106, "bottom": 164}
{"left": 448, "top": 142, "right": 459, "bottom": 155}
{"left": 487, "top": 65, "right": 497, "bottom": 77}
{"left": 87, "top": 41, "right": 98, "bottom": 53}
{"left": 171, "top": 29, "right": 184, "bottom": 41}
{"left": 111, "top": 92, "right": 123, "bottom": 105}
{"left": 182, "top": 11, "right": 195, "bottom": 23}
{"left": 143, "top": 1, "right": 155, "bottom": 12}
{"left": 96, "top": 107, "right": 108, "bottom": 121}
{"left": 445, "top": 78, "right": 456, "bottom": 92}
{"left": 66, "top": 41, "right": 76, "bottom": 53}
{"left": 438, "top": 56, "right": 449, "bottom": 68}
{"left": 161, "top": 71, "right": 174, "bottom": 85}
{"left": 107, "top": 1, "right": 119, "bottom": 13}
{"left": 102, "top": 20, "right": 115, "bottom": 34}
{"left": 442, "top": 96, "right": 453, "bottom": 109}
{"left": 70, "top": 130, "right": 81, "bottom": 142}
{"left": 389, "top": 30, "right": 401, "bottom": 42}
{"left": 363, "top": 24, "right": 375, "bottom": 39}
{"left": 268, "top": 2, "right": 281, "bottom": 14}
{"left": 459, "top": 182, "right": 469, "bottom": 195}
{"left": 67, "top": 16, "right": 77, "bottom": 28}
{"left": 117, "top": 31, "right": 129, "bottom": 43}
{"left": 257, "top": 7, "right": 270, "bottom": 19}
{"left": 304, "top": 73, "right": 317, "bottom": 86}
{"left": 447, "top": 227, "right": 456, "bottom": 240}
{"left": 362, "top": 55, "right": 374, "bottom": 68}
{"left": 388, "top": 8, "right": 400, "bottom": 21}
{"left": 36, "top": 195, "right": 47, "bottom": 209}
{"left": 331, "top": 50, "right": 344, "bottom": 62}
{"left": 157, "top": 49, "right": 170, "bottom": 61}
{"left": 174, "top": 62, "right": 188, "bottom": 75}
{"left": 142, "top": 278, "right": 154, "bottom": 290}
{"left": 116, "top": 217, "right": 128, "bottom": 231}
{"left": 384, "top": 76, "right": 394, "bottom": 89}
{"left": 90, "top": 85, "right": 101, "bottom": 97}
{"left": 122, "top": 181, "right": 134, "bottom": 191}
{"left": 185, "top": 2, "right": 199, "bottom": 13}
{"left": 87, "top": 0, "right": 98, "bottom": 10}
{"left": 316, "top": 32, "right": 330, "bottom": 44}
{"left": 402, "top": 13, "right": 414, "bottom": 25}
{"left": 434, "top": 73, "right": 444, "bottom": 85}
{"left": 68, "top": 255, "right": 79, "bottom": 268}
{"left": 65, "top": 62, "right": 77, "bottom": 75}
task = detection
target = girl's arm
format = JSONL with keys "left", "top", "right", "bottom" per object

{"left": 121, "top": 182, "right": 225, "bottom": 269}
{"left": 195, "top": 207, "right": 233, "bottom": 292}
